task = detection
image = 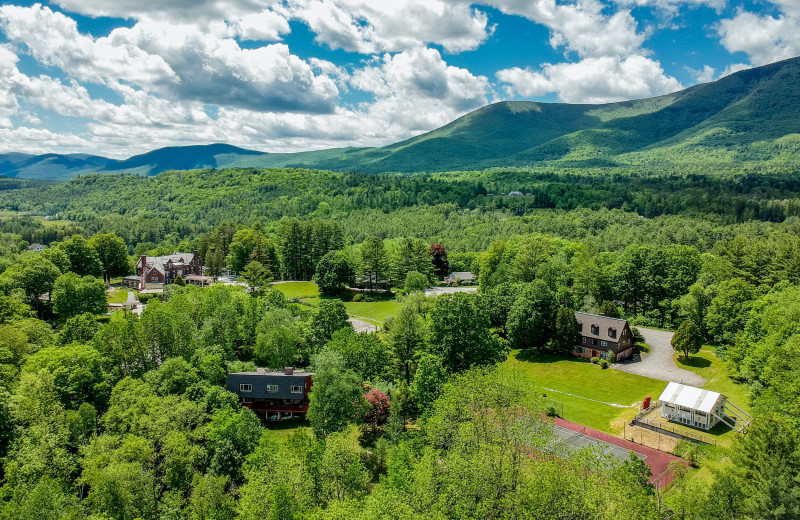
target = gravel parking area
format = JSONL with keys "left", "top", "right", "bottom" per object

{"left": 612, "top": 327, "right": 706, "bottom": 386}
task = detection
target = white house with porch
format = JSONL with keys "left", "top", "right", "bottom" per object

{"left": 658, "top": 382, "right": 751, "bottom": 432}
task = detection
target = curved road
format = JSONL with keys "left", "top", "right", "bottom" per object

{"left": 612, "top": 327, "right": 706, "bottom": 386}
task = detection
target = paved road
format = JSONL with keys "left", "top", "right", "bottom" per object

{"left": 424, "top": 286, "right": 478, "bottom": 297}
{"left": 612, "top": 327, "right": 706, "bottom": 386}
{"left": 348, "top": 317, "right": 379, "bottom": 333}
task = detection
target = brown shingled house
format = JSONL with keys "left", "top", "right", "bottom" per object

{"left": 572, "top": 312, "right": 634, "bottom": 362}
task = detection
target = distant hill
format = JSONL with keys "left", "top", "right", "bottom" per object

{"left": 3, "top": 56, "right": 800, "bottom": 179}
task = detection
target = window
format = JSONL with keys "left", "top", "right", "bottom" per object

{"left": 582, "top": 337, "right": 586, "bottom": 344}
{"left": 600, "top": 352, "right": 606, "bottom": 359}
{"left": 592, "top": 339, "right": 597, "bottom": 345}
{"left": 591, "top": 325, "right": 599, "bottom": 335}
{"left": 580, "top": 347, "right": 586, "bottom": 354}
{"left": 601, "top": 341, "right": 608, "bottom": 347}
{"left": 239, "top": 384, "right": 252, "bottom": 392}
{"left": 578, "top": 322, "right": 583, "bottom": 331}
{"left": 290, "top": 385, "right": 303, "bottom": 394}
{"left": 242, "top": 397, "right": 252, "bottom": 403}
{"left": 608, "top": 328, "right": 616, "bottom": 339}
{"left": 266, "top": 384, "right": 278, "bottom": 393}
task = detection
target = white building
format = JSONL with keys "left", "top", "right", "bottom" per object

{"left": 658, "top": 382, "right": 729, "bottom": 431}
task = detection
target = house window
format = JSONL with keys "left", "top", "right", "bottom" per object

{"left": 600, "top": 352, "right": 606, "bottom": 359}
{"left": 242, "top": 397, "right": 252, "bottom": 403}
{"left": 290, "top": 385, "right": 303, "bottom": 394}
{"left": 591, "top": 325, "right": 599, "bottom": 335}
{"left": 608, "top": 328, "right": 616, "bottom": 339}
{"left": 578, "top": 322, "right": 583, "bottom": 331}
{"left": 592, "top": 339, "right": 597, "bottom": 345}
{"left": 601, "top": 341, "right": 608, "bottom": 347}
{"left": 266, "top": 385, "right": 278, "bottom": 393}
{"left": 239, "top": 384, "right": 252, "bottom": 392}
{"left": 580, "top": 347, "right": 586, "bottom": 354}
{"left": 582, "top": 337, "right": 586, "bottom": 344}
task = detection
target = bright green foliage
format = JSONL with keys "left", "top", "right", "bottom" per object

{"left": 23, "top": 343, "right": 110, "bottom": 410}
{"left": 392, "top": 238, "right": 432, "bottom": 285}
{"left": 56, "top": 235, "right": 102, "bottom": 277}
{"left": 552, "top": 307, "right": 580, "bottom": 354}
{"left": 188, "top": 474, "right": 235, "bottom": 520}
{"left": 207, "top": 407, "right": 261, "bottom": 484}
{"left": 598, "top": 300, "right": 621, "bottom": 318}
{"left": 427, "top": 293, "right": 505, "bottom": 373}
{"left": 226, "top": 227, "right": 278, "bottom": 275}
{"left": 309, "top": 299, "right": 351, "bottom": 348}
{"left": 506, "top": 280, "right": 558, "bottom": 350}
{"left": 52, "top": 273, "right": 106, "bottom": 319}
{"left": 671, "top": 320, "right": 703, "bottom": 360}
{"left": 705, "top": 278, "right": 756, "bottom": 346}
{"left": 0, "top": 254, "right": 61, "bottom": 310}
{"left": 385, "top": 302, "right": 427, "bottom": 384}
{"left": 403, "top": 271, "right": 428, "bottom": 294}
{"left": 732, "top": 414, "right": 800, "bottom": 519}
{"left": 314, "top": 250, "right": 355, "bottom": 294}
{"left": 360, "top": 236, "right": 388, "bottom": 290}
{"left": 325, "top": 328, "right": 390, "bottom": 382}
{"left": 57, "top": 312, "right": 99, "bottom": 346}
{"left": 240, "top": 260, "right": 273, "bottom": 292}
{"left": 411, "top": 353, "right": 447, "bottom": 413}
{"left": 255, "top": 308, "right": 301, "bottom": 368}
{"left": 88, "top": 233, "right": 129, "bottom": 283}
{"left": 307, "top": 350, "right": 367, "bottom": 439}
{"left": 0, "top": 291, "right": 34, "bottom": 323}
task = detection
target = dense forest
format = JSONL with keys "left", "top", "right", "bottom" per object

{"left": 0, "top": 166, "right": 798, "bottom": 518}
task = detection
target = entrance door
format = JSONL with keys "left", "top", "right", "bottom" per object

{"left": 592, "top": 350, "right": 597, "bottom": 357}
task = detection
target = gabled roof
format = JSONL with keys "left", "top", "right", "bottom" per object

{"left": 658, "top": 382, "right": 724, "bottom": 413}
{"left": 575, "top": 312, "right": 628, "bottom": 342}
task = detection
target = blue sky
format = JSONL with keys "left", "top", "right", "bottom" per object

{"left": 0, "top": 0, "right": 797, "bottom": 158}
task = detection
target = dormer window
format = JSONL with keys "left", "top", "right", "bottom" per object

{"left": 578, "top": 322, "right": 583, "bottom": 331}
{"left": 591, "top": 324, "right": 599, "bottom": 335}
{"left": 608, "top": 328, "right": 617, "bottom": 339}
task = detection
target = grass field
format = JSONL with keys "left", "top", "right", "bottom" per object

{"left": 505, "top": 350, "right": 666, "bottom": 434}
{"left": 676, "top": 347, "right": 750, "bottom": 414}
{"left": 272, "top": 282, "right": 400, "bottom": 324}
{"left": 107, "top": 288, "right": 135, "bottom": 304}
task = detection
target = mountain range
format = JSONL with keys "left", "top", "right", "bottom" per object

{"left": 3, "top": 56, "right": 800, "bottom": 180}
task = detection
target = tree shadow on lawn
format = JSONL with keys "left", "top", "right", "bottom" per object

{"left": 318, "top": 289, "right": 396, "bottom": 303}
{"left": 676, "top": 356, "right": 712, "bottom": 369}
{"left": 514, "top": 349, "right": 584, "bottom": 365}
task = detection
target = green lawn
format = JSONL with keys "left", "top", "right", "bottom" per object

{"left": 107, "top": 289, "right": 135, "bottom": 304}
{"left": 272, "top": 281, "right": 320, "bottom": 300}
{"left": 343, "top": 300, "right": 400, "bottom": 323}
{"left": 676, "top": 347, "right": 750, "bottom": 414}
{"left": 272, "top": 282, "right": 400, "bottom": 324}
{"left": 505, "top": 350, "right": 666, "bottom": 434}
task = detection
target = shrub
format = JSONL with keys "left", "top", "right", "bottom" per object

{"left": 353, "top": 293, "right": 364, "bottom": 302}
{"left": 544, "top": 405, "right": 559, "bottom": 418}
{"left": 137, "top": 293, "right": 155, "bottom": 304}
{"left": 599, "top": 359, "right": 609, "bottom": 369}
{"left": 590, "top": 356, "right": 599, "bottom": 364}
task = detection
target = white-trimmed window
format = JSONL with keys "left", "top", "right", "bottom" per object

{"left": 242, "top": 397, "right": 252, "bottom": 403}
{"left": 601, "top": 341, "right": 608, "bottom": 347}
{"left": 580, "top": 347, "right": 586, "bottom": 354}
{"left": 582, "top": 337, "right": 586, "bottom": 344}
{"left": 239, "top": 384, "right": 252, "bottom": 392}
{"left": 266, "top": 384, "right": 278, "bottom": 393}
{"left": 290, "top": 385, "right": 303, "bottom": 394}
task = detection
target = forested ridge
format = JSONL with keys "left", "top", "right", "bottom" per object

{"left": 0, "top": 164, "right": 799, "bottom": 518}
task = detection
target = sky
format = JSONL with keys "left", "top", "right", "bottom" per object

{"left": 0, "top": 0, "right": 797, "bottom": 158}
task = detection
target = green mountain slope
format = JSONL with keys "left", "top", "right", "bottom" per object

{"left": 2, "top": 56, "right": 800, "bottom": 179}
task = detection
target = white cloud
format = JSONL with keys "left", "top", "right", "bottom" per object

{"left": 615, "top": 0, "right": 725, "bottom": 15}
{"left": 0, "top": 5, "right": 339, "bottom": 114}
{"left": 478, "top": 0, "right": 644, "bottom": 58}
{"left": 286, "top": 0, "right": 492, "bottom": 53}
{"left": 685, "top": 64, "right": 715, "bottom": 83}
{"left": 497, "top": 55, "right": 682, "bottom": 103}
{"left": 717, "top": 5, "right": 800, "bottom": 66}
{"left": 0, "top": 4, "right": 178, "bottom": 87}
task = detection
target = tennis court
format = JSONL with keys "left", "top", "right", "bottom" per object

{"left": 550, "top": 424, "right": 644, "bottom": 462}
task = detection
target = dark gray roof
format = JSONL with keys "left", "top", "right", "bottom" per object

{"left": 575, "top": 312, "right": 629, "bottom": 342}
{"left": 226, "top": 371, "right": 313, "bottom": 400}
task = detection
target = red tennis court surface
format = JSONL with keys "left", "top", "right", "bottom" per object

{"left": 554, "top": 417, "right": 684, "bottom": 489}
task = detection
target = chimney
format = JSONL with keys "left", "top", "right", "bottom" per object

{"left": 284, "top": 366, "right": 294, "bottom": 375}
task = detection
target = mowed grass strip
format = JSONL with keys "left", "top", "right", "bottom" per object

{"left": 107, "top": 289, "right": 135, "bottom": 304}
{"left": 272, "top": 281, "right": 320, "bottom": 301}
{"left": 343, "top": 300, "right": 399, "bottom": 323}
{"left": 505, "top": 350, "right": 666, "bottom": 434}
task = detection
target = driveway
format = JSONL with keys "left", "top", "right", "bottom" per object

{"left": 424, "top": 286, "right": 478, "bottom": 297}
{"left": 612, "top": 327, "right": 706, "bottom": 386}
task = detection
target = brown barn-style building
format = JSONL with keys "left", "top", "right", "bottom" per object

{"left": 227, "top": 367, "right": 313, "bottom": 419}
{"left": 572, "top": 312, "right": 634, "bottom": 362}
